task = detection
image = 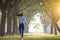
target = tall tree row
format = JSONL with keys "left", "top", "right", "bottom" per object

{"left": 0, "top": 0, "right": 22, "bottom": 36}
{"left": 39, "top": 0, "right": 60, "bottom": 35}
{"left": 0, "top": 0, "right": 37, "bottom": 36}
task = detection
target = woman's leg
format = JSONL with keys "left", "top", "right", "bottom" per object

{"left": 21, "top": 24, "right": 24, "bottom": 38}
{"left": 19, "top": 24, "right": 22, "bottom": 35}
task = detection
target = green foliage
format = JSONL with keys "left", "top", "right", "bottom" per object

{"left": 39, "top": 0, "right": 60, "bottom": 21}
{"left": 34, "top": 23, "right": 40, "bottom": 29}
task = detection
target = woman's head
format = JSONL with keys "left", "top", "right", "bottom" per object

{"left": 20, "top": 13, "right": 23, "bottom": 16}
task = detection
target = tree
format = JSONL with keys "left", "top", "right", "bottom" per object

{"left": 0, "top": 0, "right": 22, "bottom": 36}
{"left": 39, "top": 0, "right": 60, "bottom": 35}
{"left": 12, "top": 6, "right": 19, "bottom": 34}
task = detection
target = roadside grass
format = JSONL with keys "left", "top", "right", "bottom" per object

{"left": 0, "top": 33, "right": 60, "bottom": 40}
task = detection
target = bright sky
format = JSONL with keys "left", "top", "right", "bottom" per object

{"left": 28, "top": 13, "right": 44, "bottom": 33}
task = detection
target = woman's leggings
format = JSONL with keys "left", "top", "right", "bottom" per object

{"left": 19, "top": 23, "right": 24, "bottom": 38}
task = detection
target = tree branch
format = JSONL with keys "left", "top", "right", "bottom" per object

{"left": 20, "top": 1, "right": 36, "bottom": 11}
{"left": 12, "top": 0, "right": 22, "bottom": 8}
{"left": 40, "top": 5, "right": 53, "bottom": 20}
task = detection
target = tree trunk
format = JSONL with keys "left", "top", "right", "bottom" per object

{"left": 44, "top": 26, "right": 47, "bottom": 33}
{"left": 50, "top": 21, "right": 53, "bottom": 34}
{"left": 24, "top": 24, "right": 29, "bottom": 33}
{"left": 54, "top": 23, "right": 57, "bottom": 35}
{"left": 12, "top": 6, "right": 19, "bottom": 34}
{"left": 7, "top": 9, "right": 12, "bottom": 35}
{"left": 55, "top": 23, "right": 60, "bottom": 33}
{"left": 0, "top": 9, "right": 6, "bottom": 36}
{"left": 12, "top": 16, "right": 18, "bottom": 34}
